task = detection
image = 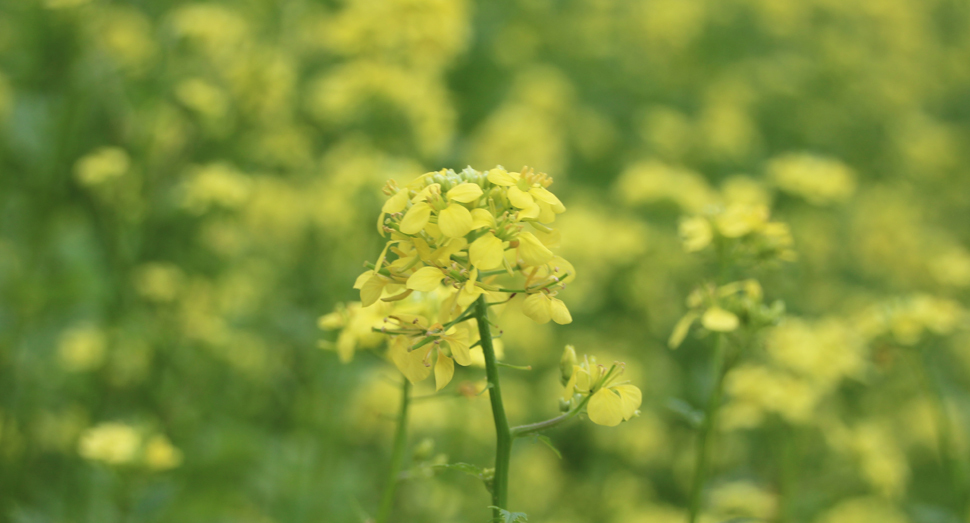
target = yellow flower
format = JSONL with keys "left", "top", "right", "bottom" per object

{"left": 522, "top": 292, "right": 572, "bottom": 325}
{"left": 487, "top": 166, "right": 566, "bottom": 222}
{"left": 702, "top": 307, "right": 740, "bottom": 332}
{"left": 143, "top": 435, "right": 183, "bottom": 470}
{"left": 562, "top": 354, "right": 642, "bottom": 427}
{"left": 78, "top": 422, "right": 141, "bottom": 465}
{"left": 469, "top": 232, "right": 505, "bottom": 270}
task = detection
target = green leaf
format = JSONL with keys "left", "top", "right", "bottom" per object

{"left": 719, "top": 518, "right": 765, "bottom": 523}
{"left": 667, "top": 397, "right": 704, "bottom": 428}
{"left": 532, "top": 434, "right": 562, "bottom": 459}
{"left": 489, "top": 507, "right": 528, "bottom": 523}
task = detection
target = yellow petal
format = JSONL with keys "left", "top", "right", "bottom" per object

{"left": 519, "top": 202, "right": 541, "bottom": 220}
{"left": 507, "top": 185, "right": 534, "bottom": 209}
{"left": 669, "top": 312, "right": 700, "bottom": 349}
{"left": 353, "top": 270, "right": 373, "bottom": 289}
{"left": 360, "top": 275, "right": 386, "bottom": 307}
{"left": 575, "top": 365, "right": 591, "bottom": 392}
{"left": 537, "top": 201, "right": 557, "bottom": 223}
{"left": 336, "top": 330, "right": 355, "bottom": 363}
{"left": 434, "top": 353, "right": 455, "bottom": 391}
{"left": 438, "top": 203, "right": 473, "bottom": 238}
{"left": 431, "top": 237, "right": 467, "bottom": 265}
{"left": 588, "top": 388, "right": 625, "bottom": 427}
{"left": 389, "top": 337, "right": 432, "bottom": 384}
{"left": 406, "top": 266, "right": 444, "bottom": 292}
{"left": 702, "top": 307, "right": 740, "bottom": 332}
{"left": 400, "top": 202, "right": 432, "bottom": 234}
{"left": 614, "top": 384, "right": 642, "bottom": 421}
{"left": 470, "top": 208, "right": 496, "bottom": 229}
{"left": 470, "top": 233, "right": 505, "bottom": 270}
{"left": 457, "top": 280, "right": 484, "bottom": 308}
{"left": 447, "top": 183, "right": 483, "bottom": 203}
{"left": 522, "top": 293, "right": 552, "bottom": 324}
{"left": 444, "top": 325, "right": 472, "bottom": 366}
{"left": 517, "top": 232, "right": 554, "bottom": 266}
{"left": 550, "top": 298, "right": 572, "bottom": 325}
{"left": 382, "top": 189, "right": 409, "bottom": 213}
{"left": 487, "top": 167, "right": 516, "bottom": 186}
{"left": 411, "top": 236, "right": 433, "bottom": 261}
{"left": 529, "top": 186, "right": 565, "bottom": 212}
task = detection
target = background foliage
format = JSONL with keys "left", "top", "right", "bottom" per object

{"left": 1, "top": 0, "right": 969, "bottom": 522}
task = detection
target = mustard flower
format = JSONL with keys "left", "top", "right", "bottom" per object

{"left": 561, "top": 353, "right": 642, "bottom": 427}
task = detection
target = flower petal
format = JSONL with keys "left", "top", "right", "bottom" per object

{"left": 445, "top": 325, "right": 472, "bottom": 366}
{"left": 400, "top": 202, "right": 432, "bottom": 234}
{"left": 487, "top": 167, "right": 517, "bottom": 186}
{"left": 550, "top": 298, "right": 573, "bottom": 325}
{"left": 470, "top": 208, "right": 496, "bottom": 229}
{"left": 588, "top": 388, "right": 624, "bottom": 427}
{"left": 438, "top": 203, "right": 473, "bottom": 238}
{"left": 360, "top": 275, "right": 386, "bottom": 307}
{"left": 406, "top": 266, "right": 445, "bottom": 292}
{"left": 434, "top": 353, "right": 455, "bottom": 391}
{"left": 529, "top": 186, "right": 565, "bottom": 212}
{"left": 517, "top": 231, "right": 554, "bottom": 266}
{"left": 389, "top": 337, "right": 432, "bottom": 384}
{"left": 469, "top": 232, "right": 505, "bottom": 270}
{"left": 522, "top": 293, "right": 552, "bottom": 324}
{"left": 447, "top": 183, "right": 483, "bottom": 203}
{"left": 669, "top": 312, "right": 700, "bottom": 348}
{"left": 507, "top": 185, "right": 535, "bottom": 209}
{"left": 382, "top": 189, "right": 409, "bottom": 213}
{"left": 614, "top": 384, "right": 642, "bottom": 420}
{"left": 702, "top": 307, "right": 740, "bottom": 332}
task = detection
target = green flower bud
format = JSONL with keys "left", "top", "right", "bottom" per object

{"left": 560, "top": 345, "right": 577, "bottom": 386}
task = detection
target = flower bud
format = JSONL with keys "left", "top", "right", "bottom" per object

{"left": 559, "top": 398, "right": 571, "bottom": 413}
{"left": 560, "top": 345, "right": 577, "bottom": 386}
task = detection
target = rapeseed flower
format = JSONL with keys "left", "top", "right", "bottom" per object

{"left": 561, "top": 351, "right": 642, "bottom": 427}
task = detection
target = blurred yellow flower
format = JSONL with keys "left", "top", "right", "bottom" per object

{"left": 74, "top": 147, "right": 130, "bottom": 186}
{"left": 78, "top": 422, "right": 141, "bottom": 465}
{"left": 58, "top": 325, "right": 107, "bottom": 372}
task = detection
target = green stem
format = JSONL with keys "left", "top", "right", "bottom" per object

{"left": 688, "top": 333, "right": 727, "bottom": 523}
{"left": 475, "top": 295, "right": 512, "bottom": 518}
{"left": 375, "top": 379, "right": 410, "bottom": 523}
{"left": 511, "top": 394, "right": 593, "bottom": 438}
{"left": 914, "top": 346, "right": 967, "bottom": 511}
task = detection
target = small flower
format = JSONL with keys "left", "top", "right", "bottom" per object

{"left": 562, "top": 353, "right": 642, "bottom": 427}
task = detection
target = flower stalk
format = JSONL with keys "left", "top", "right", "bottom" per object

{"left": 688, "top": 333, "right": 727, "bottom": 523}
{"left": 475, "top": 294, "right": 513, "bottom": 518}
{"left": 375, "top": 379, "right": 410, "bottom": 523}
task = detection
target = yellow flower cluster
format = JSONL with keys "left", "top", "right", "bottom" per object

{"left": 348, "top": 166, "right": 573, "bottom": 389}
{"left": 560, "top": 346, "right": 642, "bottom": 427}
{"left": 669, "top": 279, "right": 784, "bottom": 348}
{"left": 78, "top": 422, "right": 182, "bottom": 471}
{"left": 679, "top": 204, "right": 796, "bottom": 264}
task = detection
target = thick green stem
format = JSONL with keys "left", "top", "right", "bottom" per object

{"left": 375, "top": 379, "right": 410, "bottom": 523}
{"left": 475, "top": 295, "right": 512, "bottom": 519}
{"left": 688, "top": 333, "right": 727, "bottom": 523}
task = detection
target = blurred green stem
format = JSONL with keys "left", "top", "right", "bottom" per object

{"left": 688, "top": 333, "right": 727, "bottom": 523}
{"left": 475, "top": 295, "right": 512, "bottom": 519}
{"left": 375, "top": 379, "right": 409, "bottom": 523}
{"left": 914, "top": 346, "right": 967, "bottom": 511}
